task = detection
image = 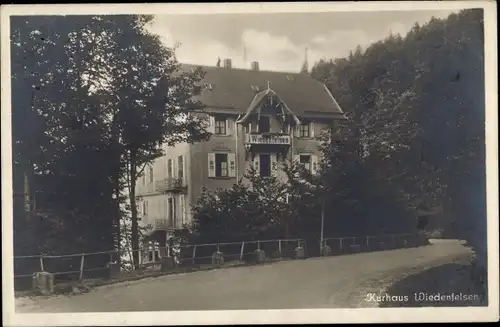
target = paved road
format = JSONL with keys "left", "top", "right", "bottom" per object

{"left": 16, "top": 240, "right": 472, "bottom": 312}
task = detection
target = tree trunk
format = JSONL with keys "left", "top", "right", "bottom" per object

{"left": 111, "top": 114, "right": 122, "bottom": 266}
{"left": 114, "top": 175, "right": 122, "bottom": 266}
{"left": 129, "top": 150, "right": 140, "bottom": 270}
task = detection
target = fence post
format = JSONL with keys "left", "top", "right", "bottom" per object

{"left": 192, "top": 245, "right": 197, "bottom": 265}
{"left": 39, "top": 256, "right": 44, "bottom": 272}
{"left": 167, "top": 244, "right": 170, "bottom": 258}
{"left": 217, "top": 243, "right": 220, "bottom": 252}
{"left": 366, "top": 236, "right": 369, "bottom": 250}
{"left": 79, "top": 254, "right": 85, "bottom": 281}
{"left": 257, "top": 241, "right": 260, "bottom": 251}
{"left": 339, "top": 238, "right": 343, "bottom": 253}
{"left": 278, "top": 239, "right": 282, "bottom": 253}
{"left": 240, "top": 242, "right": 245, "bottom": 261}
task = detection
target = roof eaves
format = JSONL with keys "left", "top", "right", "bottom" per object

{"left": 272, "top": 91, "right": 301, "bottom": 125}
{"left": 236, "top": 88, "right": 301, "bottom": 125}
{"left": 236, "top": 90, "right": 268, "bottom": 123}
{"left": 321, "top": 83, "right": 347, "bottom": 119}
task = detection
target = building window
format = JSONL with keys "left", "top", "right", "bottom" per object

{"left": 215, "top": 153, "right": 228, "bottom": 177}
{"left": 147, "top": 244, "right": 160, "bottom": 262}
{"left": 168, "top": 197, "right": 175, "bottom": 227}
{"left": 215, "top": 118, "right": 226, "bottom": 135}
{"left": 177, "top": 156, "right": 184, "bottom": 180}
{"left": 142, "top": 201, "right": 148, "bottom": 216}
{"left": 180, "top": 195, "right": 186, "bottom": 225}
{"left": 244, "top": 123, "right": 251, "bottom": 134}
{"left": 300, "top": 155, "right": 312, "bottom": 172}
{"left": 259, "top": 154, "right": 271, "bottom": 177}
{"left": 259, "top": 116, "right": 270, "bottom": 133}
{"left": 149, "top": 166, "right": 154, "bottom": 183}
{"left": 299, "top": 123, "right": 310, "bottom": 138}
{"left": 167, "top": 159, "right": 172, "bottom": 179}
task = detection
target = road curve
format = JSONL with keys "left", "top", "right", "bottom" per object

{"left": 16, "top": 240, "right": 471, "bottom": 312}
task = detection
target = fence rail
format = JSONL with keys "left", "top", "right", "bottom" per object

{"left": 14, "top": 233, "right": 427, "bottom": 290}
{"left": 321, "top": 232, "right": 427, "bottom": 254}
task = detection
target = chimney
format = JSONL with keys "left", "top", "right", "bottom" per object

{"left": 251, "top": 61, "right": 259, "bottom": 71}
{"left": 223, "top": 58, "right": 232, "bottom": 68}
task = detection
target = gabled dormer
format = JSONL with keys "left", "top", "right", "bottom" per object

{"left": 237, "top": 84, "right": 300, "bottom": 136}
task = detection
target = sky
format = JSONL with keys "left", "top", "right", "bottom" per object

{"left": 147, "top": 10, "right": 458, "bottom": 73}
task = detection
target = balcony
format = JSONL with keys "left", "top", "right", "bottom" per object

{"left": 155, "top": 177, "right": 187, "bottom": 193}
{"left": 143, "top": 218, "right": 168, "bottom": 236}
{"left": 245, "top": 133, "right": 291, "bottom": 146}
{"left": 144, "top": 218, "right": 182, "bottom": 236}
{"left": 167, "top": 217, "right": 182, "bottom": 230}
{"left": 154, "top": 219, "right": 167, "bottom": 230}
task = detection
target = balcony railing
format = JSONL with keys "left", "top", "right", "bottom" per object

{"left": 245, "top": 133, "right": 291, "bottom": 145}
{"left": 168, "top": 217, "right": 181, "bottom": 230}
{"left": 144, "top": 218, "right": 181, "bottom": 234}
{"left": 154, "top": 219, "right": 167, "bottom": 230}
{"left": 155, "top": 177, "right": 187, "bottom": 193}
{"left": 142, "top": 218, "right": 168, "bottom": 234}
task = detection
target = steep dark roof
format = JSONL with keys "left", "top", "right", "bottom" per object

{"left": 179, "top": 64, "right": 346, "bottom": 119}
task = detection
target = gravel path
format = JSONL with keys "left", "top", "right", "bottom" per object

{"left": 16, "top": 239, "right": 473, "bottom": 312}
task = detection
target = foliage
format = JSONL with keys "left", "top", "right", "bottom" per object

{"left": 181, "top": 10, "right": 485, "bottom": 262}
{"left": 311, "top": 9, "right": 485, "bottom": 260}
{"left": 11, "top": 15, "right": 209, "bottom": 274}
{"left": 90, "top": 15, "right": 211, "bottom": 268}
{"left": 11, "top": 16, "right": 119, "bottom": 259}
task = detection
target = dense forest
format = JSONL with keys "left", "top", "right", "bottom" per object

{"left": 11, "top": 15, "right": 208, "bottom": 280}
{"left": 184, "top": 9, "right": 486, "bottom": 264}
{"left": 310, "top": 8, "right": 486, "bottom": 261}
{"left": 12, "top": 9, "right": 486, "bottom": 282}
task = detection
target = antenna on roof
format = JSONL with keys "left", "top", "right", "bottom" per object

{"left": 267, "top": 81, "right": 271, "bottom": 90}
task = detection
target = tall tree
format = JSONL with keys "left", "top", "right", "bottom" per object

{"left": 10, "top": 15, "right": 211, "bottom": 275}
{"left": 97, "top": 15, "right": 210, "bottom": 268}
{"left": 310, "top": 9, "right": 485, "bottom": 266}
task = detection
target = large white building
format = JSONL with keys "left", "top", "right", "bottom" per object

{"left": 136, "top": 59, "right": 346, "bottom": 262}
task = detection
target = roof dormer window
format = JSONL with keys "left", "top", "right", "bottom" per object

{"left": 203, "top": 83, "right": 213, "bottom": 90}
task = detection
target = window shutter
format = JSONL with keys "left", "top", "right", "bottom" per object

{"left": 183, "top": 155, "right": 187, "bottom": 184}
{"left": 271, "top": 154, "right": 279, "bottom": 177}
{"left": 173, "top": 196, "right": 177, "bottom": 228}
{"left": 310, "top": 122, "right": 315, "bottom": 138}
{"left": 311, "top": 155, "right": 318, "bottom": 175}
{"left": 253, "top": 155, "right": 260, "bottom": 175}
{"left": 180, "top": 195, "right": 186, "bottom": 225}
{"left": 295, "top": 125, "right": 300, "bottom": 137}
{"left": 228, "top": 153, "right": 236, "bottom": 177}
{"left": 208, "top": 153, "right": 216, "bottom": 177}
{"left": 208, "top": 115, "right": 215, "bottom": 134}
{"left": 172, "top": 159, "right": 177, "bottom": 178}
{"left": 166, "top": 198, "right": 171, "bottom": 226}
{"left": 226, "top": 118, "right": 232, "bottom": 135}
